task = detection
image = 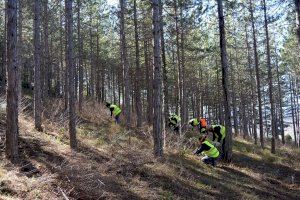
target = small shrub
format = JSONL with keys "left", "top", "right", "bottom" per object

{"left": 262, "top": 149, "right": 278, "bottom": 163}
{"left": 160, "top": 190, "right": 173, "bottom": 200}
{"left": 178, "top": 148, "right": 189, "bottom": 158}
{"left": 59, "top": 127, "right": 66, "bottom": 134}
{"left": 285, "top": 135, "right": 292, "bottom": 143}
{"left": 96, "top": 136, "right": 105, "bottom": 146}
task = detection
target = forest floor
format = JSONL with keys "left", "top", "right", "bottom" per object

{"left": 0, "top": 97, "right": 300, "bottom": 200}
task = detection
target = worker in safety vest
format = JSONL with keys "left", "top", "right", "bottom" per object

{"left": 106, "top": 102, "right": 122, "bottom": 124}
{"left": 206, "top": 125, "right": 226, "bottom": 146}
{"left": 207, "top": 125, "right": 226, "bottom": 159}
{"left": 168, "top": 114, "right": 181, "bottom": 133}
{"left": 193, "top": 135, "right": 220, "bottom": 167}
{"left": 188, "top": 117, "right": 207, "bottom": 134}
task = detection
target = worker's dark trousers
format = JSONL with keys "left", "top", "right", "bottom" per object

{"left": 168, "top": 123, "right": 179, "bottom": 134}
{"left": 221, "top": 138, "right": 225, "bottom": 159}
{"left": 115, "top": 114, "right": 120, "bottom": 124}
{"left": 202, "top": 156, "right": 217, "bottom": 167}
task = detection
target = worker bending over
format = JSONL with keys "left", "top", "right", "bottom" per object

{"left": 193, "top": 135, "right": 220, "bottom": 167}
{"left": 106, "top": 102, "right": 122, "bottom": 124}
{"left": 188, "top": 117, "right": 207, "bottom": 134}
{"left": 168, "top": 114, "right": 181, "bottom": 133}
{"left": 207, "top": 125, "right": 226, "bottom": 158}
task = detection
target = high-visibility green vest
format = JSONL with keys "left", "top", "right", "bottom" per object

{"left": 110, "top": 105, "right": 122, "bottom": 116}
{"left": 200, "top": 128, "right": 206, "bottom": 134}
{"left": 212, "top": 125, "right": 226, "bottom": 140}
{"left": 169, "top": 114, "right": 181, "bottom": 125}
{"left": 189, "top": 118, "right": 199, "bottom": 126}
{"left": 202, "top": 140, "right": 219, "bottom": 158}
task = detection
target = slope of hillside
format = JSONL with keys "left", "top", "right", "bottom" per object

{"left": 0, "top": 99, "right": 299, "bottom": 200}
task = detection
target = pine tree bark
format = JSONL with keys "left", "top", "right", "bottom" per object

{"left": 263, "top": 0, "right": 276, "bottom": 154}
{"left": 292, "top": 78, "right": 300, "bottom": 146}
{"left": 144, "top": 37, "right": 153, "bottom": 124}
{"left": 17, "top": 0, "right": 22, "bottom": 109}
{"left": 62, "top": 0, "right": 68, "bottom": 109}
{"left": 34, "top": 0, "right": 42, "bottom": 131}
{"left": 245, "top": 24, "right": 257, "bottom": 144}
{"left": 152, "top": 0, "right": 163, "bottom": 157}
{"left": 96, "top": 27, "right": 101, "bottom": 103}
{"left": 174, "top": 0, "right": 181, "bottom": 120}
{"left": 6, "top": 0, "right": 19, "bottom": 163}
{"left": 275, "top": 50, "right": 285, "bottom": 144}
{"left": 89, "top": 16, "right": 94, "bottom": 98}
{"left": 43, "top": 0, "right": 50, "bottom": 98}
{"left": 77, "top": 0, "right": 83, "bottom": 111}
{"left": 56, "top": 1, "right": 63, "bottom": 97}
{"left": 65, "top": 0, "right": 77, "bottom": 149}
{"left": 290, "top": 78, "right": 297, "bottom": 146}
{"left": 133, "top": 0, "right": 142, "bottom": 128}
{"left": 1, "top": 2, "right": 7, "bottom": 88}
{"left": 180, "top": 3, "right": 188, "bottom": 129}
{"left": 295, "top": 0, "right": 300, "bottom": 45}
{"left": 217, "top": 0, "right": 232, "bottom": 162}
{"left": 231, "top": 54, "right": 239, "bottom": 135}
{"left": 159, "top": 0, "right": 168, "bottom": 146}
{"left": 119, "top": 0, "right": 131, "bottom": 128}
{"left": 250, "top": 0, "right": 264, "bottom": 148}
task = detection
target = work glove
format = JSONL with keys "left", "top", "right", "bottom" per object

{"left": 213, "top": 141, "right": 221, "bottom": 147}
{"left": 193, "top": 149, "right": 198, "bottom": 155}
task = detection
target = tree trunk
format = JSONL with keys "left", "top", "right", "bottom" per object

{"left": 43, "top": 0, "right": 50, "bottom": 98}
{"left": 290, "top": 78, "right": 297, "bottom": 146}
{"left": 263, "top": 0, "right": 276, "bottom": 154}
{"left": 145, "top": 38, "right": 153, "bottom": 124}
{"left": 89, "top": 17, "right": 94, "bottom": 98}
{"left": 231, "top": 53, "right": 239, "bottom": 135}
{"left": 34, "top": 0, "right": 43, "bottom": 131}
{"left": 96, "top": 27, "right": 101, "bottom": 102}
{"left": 77, "top": 0, "right": 83, "bottom": 111}
{"left": 295, "top": 78, "right": 300, "bottom": 146}
{"left": 180, "top": 3, "right": 188, "bottom": 129}
{"left": 133, "top": 0, "right": 142, "bottom": 128}
{"left": 65, "top": 0, "right": 77, "bottom": 149}
{"left": 159, "top": 0, "right": 167, "bottom": 146}
{"left": 1, "top": 2, "right": 7, "bottom": 89}
{"left": 295, "top": 0, "right": 300, "bottom": 45}
{"left": 250, "top": 0, "right": 264, "bottom": 148}
{"left": 119, "top": 0, "right": 131, "bottom": 128}
{"left": 217, "top": 0, "right": 232, "bottom": 162}
{"left": 62, "top": 0, "right": 68, "bottom": 109}
{"left": 245, "top": 24, "right": 257, "bottom": 144}
{"left": 17, "top": 0, "right": 22, "bottom": 109}
{"left": 174, "top": 0, "right": 181, "bottom": 125}
{"left": 152, "top": 0, "right": 163, "bottom": 157}
{"left": 6, "top": 0, "right": 19, "bottom": 163}
{"left": 275, "top": 50, "right": 285, "bottom": 144}
{"left": 292, "top": 78, "right": 300, "bottom": 146}
{"left": 241, "top": 93, "right": 249, "bottom": 138}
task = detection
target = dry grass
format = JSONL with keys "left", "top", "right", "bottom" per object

{"left": 0, "top": 97, "right": 299, "bottom": 200}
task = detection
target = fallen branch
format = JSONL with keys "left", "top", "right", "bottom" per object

{"left": 97, "top": 179, "right": 105, "bottom": 185}
{"left": 59, "top": 187, "right": 70, "bottom": 200}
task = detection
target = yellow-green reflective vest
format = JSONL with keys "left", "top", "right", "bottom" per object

{"left": 191, "top": 118, "right": 199, "bottom": 126}
{"left": 169, "top": 115, "right": 181, "bottom": 125}
{"left": 202, "top": 140, "right": 219, "bottom": 158}
{"left": 212, "top": 125, "right": 226, "bottom": 140}
{"left": 110, "top": 105, "right": 122, "bottom": 116}
{"left": 200, "top": 128, "right": 206, "bottom": 134}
